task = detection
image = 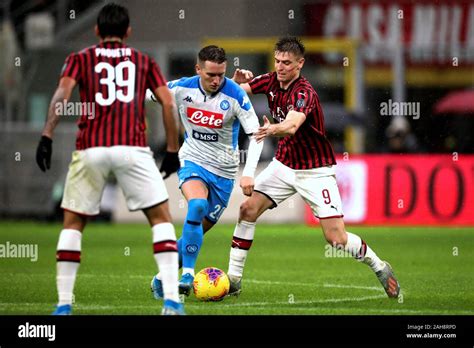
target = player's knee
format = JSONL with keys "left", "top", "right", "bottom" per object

{"left": 187, "top": 199, "right": 208, "bottom": 221}
{"left": 239, "top": 200, "right": 258, "bottom": 221}
{"left": 63, "top": 211, "right": 87, "bottom": 232}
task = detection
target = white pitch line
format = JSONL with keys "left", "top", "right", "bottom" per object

{"left": 2, "top": 302, "right": 473, "bottom": 315}
{"left": 236, "top": 279, "right": 385, "bottom": 292}
{"left": 2, "top": 273, "right": 387, "bottom": 292}
{"left": 322, "top": 283, "right": 385, "bottom": 292}
{"left": 219, "top": 294, "right": 387, "bottom": 307}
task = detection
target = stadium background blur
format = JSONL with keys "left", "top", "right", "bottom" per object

{"left": 1, "top": 0, "right": 473, "bottom": 225}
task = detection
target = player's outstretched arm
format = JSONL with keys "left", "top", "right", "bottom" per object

{"left": 36, "top": 77, "right": 76, "bottom": 171}
{"left": 255, "top": 111, "right": 306, "bottom": 143}
{"left": 153, "top": 86, "right": 180, "bottom": 178}
{"left": 232, "top": 69, "right": 253, "bottom": 94}
{"left": 240, "top": 135, "right": 264, "bottom": 196}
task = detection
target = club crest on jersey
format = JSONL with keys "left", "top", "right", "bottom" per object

{"left": 187, "top": 107, "right": 223, "bottom": 129}
{"left": 220, "top": 100, "right": 230, "bottom": 110}
{"left": 192, "top": 130, "right": 218, "bottom": 142}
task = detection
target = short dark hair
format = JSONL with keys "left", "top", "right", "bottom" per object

{"left": 198, "top": 45, "right": 227, "bottom": 64}
{"left": 275, "top": 36, "right": 305, "bottom": 57}
{"left": 97, "top": 3, "right": 130, "bottom": 39}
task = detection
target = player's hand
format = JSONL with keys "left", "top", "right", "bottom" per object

{"left": 160, "top": 151, "right": 180, "bottom": 179}
{"left": 255, "top": 115, "right": 273, "bottom": 143}
{"left": 232, "top": 68, "right": 254, "bottom": 84}
{"left": 240, "top": 176, "right": 254, "bottom": 196}
{"left": 36, "top": 135, "right": 53, "bottom": 172}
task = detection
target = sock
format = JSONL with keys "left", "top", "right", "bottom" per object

{"left": 156, "top": 238, "right": 184, "bottom": 281}
{"left": 228, "top": 220, "right": 256, "bottom": 280}
{"left": 152, "top": 223, "right": 180, "bottom": 302}
{"left": 56, "top": 229, "right": 82, "bottom": 306}
{"left": 344, "top": 232, "right": 385, "bottom": 272}
{"left": 181, "top": 199, "right": 208, "bottom": 275}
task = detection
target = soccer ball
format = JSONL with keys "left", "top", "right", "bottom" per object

{"left": 193, "top": 267, "right": 230, "bottom": 301}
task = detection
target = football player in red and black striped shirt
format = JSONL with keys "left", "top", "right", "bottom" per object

{"left": 226, "top": 37, "right": 400, "bottom": 299}
{"left": 35, "top": 3, "right": 183, "bottom": 315}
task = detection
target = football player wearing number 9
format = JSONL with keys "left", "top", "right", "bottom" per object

{"left": 35, "top": 3, "right": 184, "bottom": 315}
{"left": 150, "top": 46, "right": 264, "bottom": 298}
{"left": 227, "top": 37, "right": 400, "bottom": 299}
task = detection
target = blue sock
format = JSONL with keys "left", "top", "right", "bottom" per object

{"left": 181, "top": 199, "right": 208, "bottom": 272}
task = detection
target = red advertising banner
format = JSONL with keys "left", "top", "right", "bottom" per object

{"left": 305, "top": 0, "right": 474, "bottom": 66}
{"left": 306, "top": 155, "right": 474, "bottom": 225}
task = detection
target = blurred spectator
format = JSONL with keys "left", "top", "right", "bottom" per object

{"left": 382, "top": 117, "right": 421, "bottom": 153}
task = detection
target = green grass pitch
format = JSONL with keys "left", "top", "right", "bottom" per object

{"left": 0, "top": 221, "right": 473, "bottom": 315}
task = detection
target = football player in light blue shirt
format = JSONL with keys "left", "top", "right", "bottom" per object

{"left": 151, "top": 46, "right": 263, "bottom": 297}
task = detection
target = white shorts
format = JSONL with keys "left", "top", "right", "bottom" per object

{"left": 61, "top": 146, "right": 168, "bottom": 216}
{"left": 254, "top": 158, "right": 344, "bottom": 219}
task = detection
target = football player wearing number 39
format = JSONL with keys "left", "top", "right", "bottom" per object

{"left": 35, "top": 3, "right": 183, "bottom": 315}
{"left": 150, "top": 46, "right": 264, "bottom": 299}
{"left": 227, "top": 37, "right": 400, "bottom": 299}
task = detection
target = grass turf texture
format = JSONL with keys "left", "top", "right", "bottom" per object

{"left": 0, "top": 222, "right": 472, "bottom": 315}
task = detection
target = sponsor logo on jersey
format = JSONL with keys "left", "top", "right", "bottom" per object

{"left": 192, "top": 130, "right": 218, "bottom": 142}
{"left": 183, "top": 96, "right": 193, "bottom": 103}
{"left": 220, "top": 100, "right": 230, "bottom": 110}
{"left": 187, "top": 107, "right": 224, "bottom": 129}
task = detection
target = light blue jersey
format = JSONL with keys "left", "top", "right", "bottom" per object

{"left": 168, "top": 76, "right": 260, "bottom": 179}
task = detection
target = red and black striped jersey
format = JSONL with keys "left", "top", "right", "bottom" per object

{"left": 60, "top": 41, "right": 167, "bottom": 150}
{"left": 249, "top": 72, "right": 336, "bottom": 169}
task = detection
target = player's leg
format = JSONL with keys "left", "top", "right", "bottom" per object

{"left": 170, "top": 217, "right": 215, "bottom": 271}
{"left": 153, "top": 207, "right": 219, "bottom": 299}
{"left": 115, "top": 146, "right": 182, "bottom": 314}
{"left": 319, "top": 217, "right": 400, "bottom": 298}
{"left": 143, "top": 202, "right": 183, "bottom": 314}
{"left": 153, "top": 161, "right": 227, "bottom": 299}
{"left": 176, "top": 161, "right": 234, "bottom": 296}
{"left": 227, "top": 191, "right": 274, "bottom": 294}
{"left": 178, "top": 179, "right": 209, "bottom": 295}
{"left": 228, "top": 159, "right": 296, "bottom": 295}
{"left": 54, "top": 148, "right": 108, "bottom": 315}
{"left": 53, "top": 210, "right": 88, "bottom": 315}
{"left": 296, "top": 170, "right": 400, "bottom": 298}
{"left": 202, "top": 217, "right": 216, "bottom": 233}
